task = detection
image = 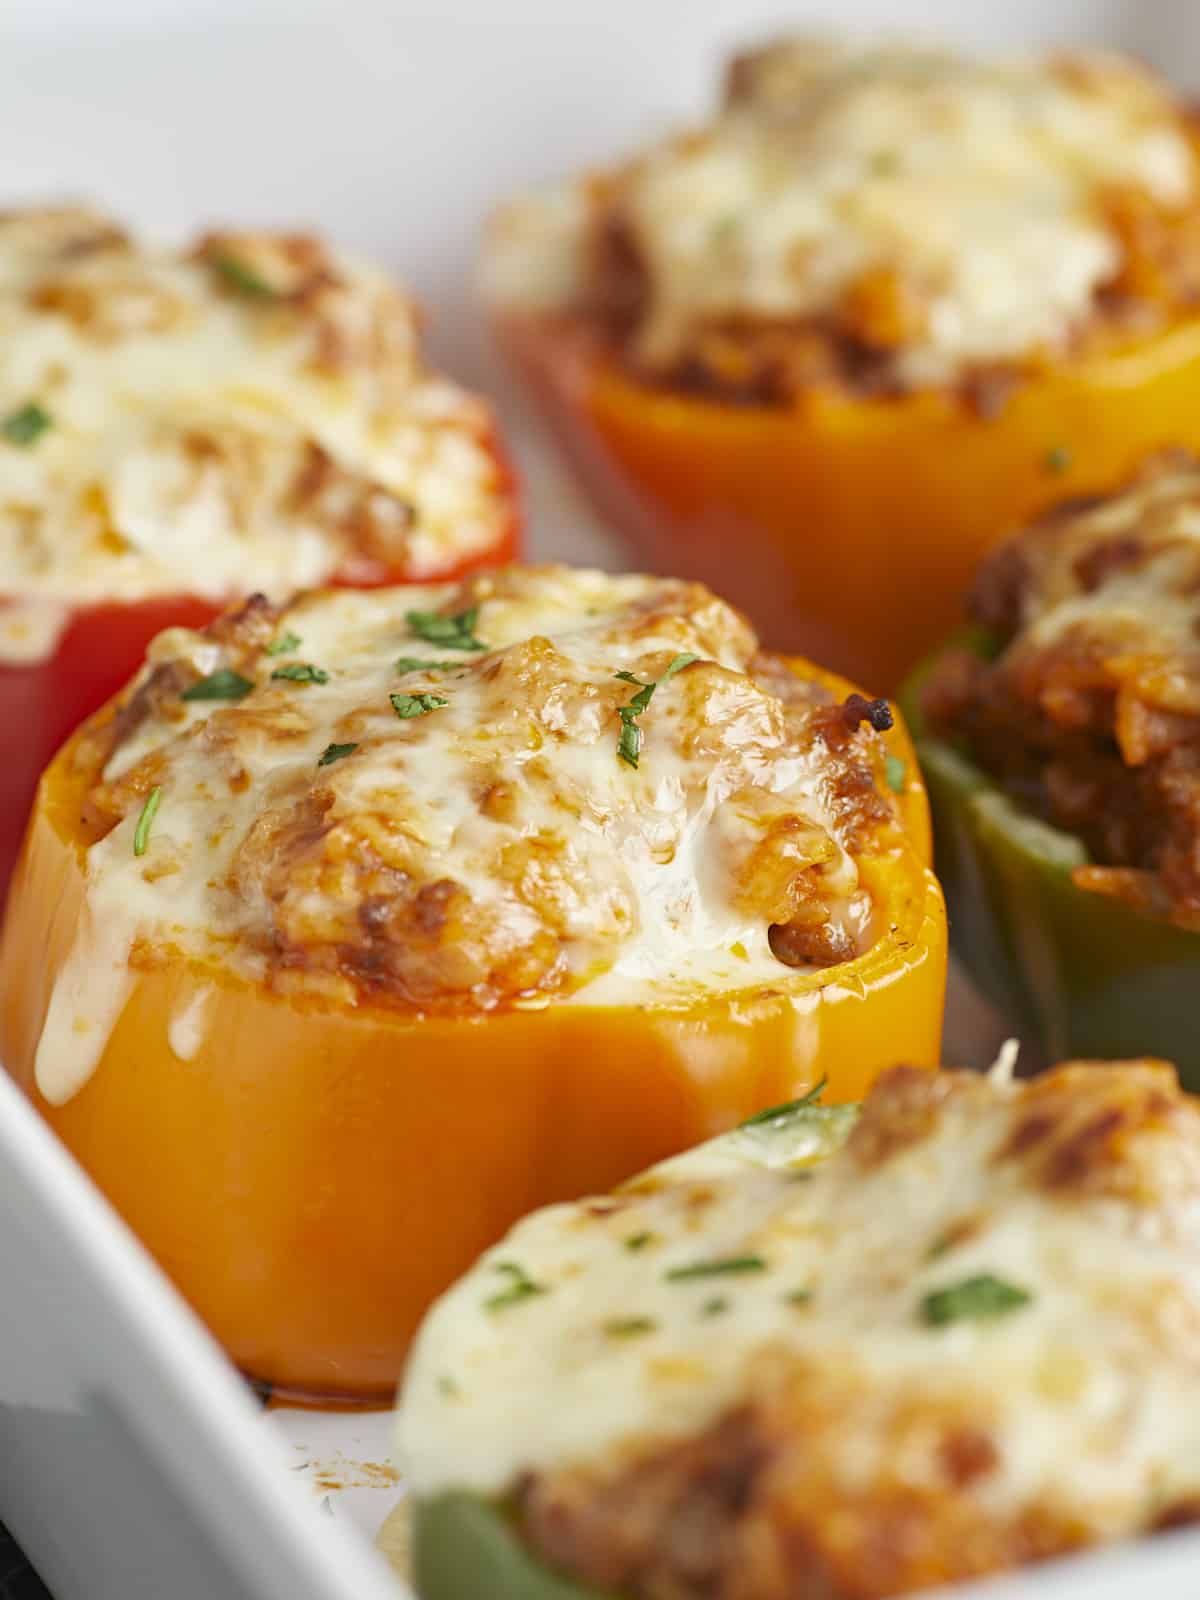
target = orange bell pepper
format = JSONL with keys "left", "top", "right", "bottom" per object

{"left": 496, "top": 311, "right": 1200, "bottom": 692}
{"left": 0, "top": 658, "right": 944, "bottom": 1403}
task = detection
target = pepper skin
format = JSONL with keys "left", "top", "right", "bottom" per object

{"left": 0, "top": 659, "right": 944, "bottom": 1402}
{"left": 496, "top": 311, "right": 1200, "bottom": 692}
{"left": 903, "top": 637, "right": 1200, "bottom": 1085}
{"left": 0, "top": 489, "right": 519, "bottom": 904}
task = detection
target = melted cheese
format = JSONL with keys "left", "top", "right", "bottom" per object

{"left": 485, "top": 39, "right": 1196, "bottom": 387}
{"left": 398, "top": 1059, "right": 1200, "bottom": 1533}
{"left": 0, "top": 207, "right": 510, "bottom": 663}
{"left": 35, "top": 566, "right": 889, "bottom": 1104}
{"left": 1008, "top": 462, "right": 1200, "bottom": 719}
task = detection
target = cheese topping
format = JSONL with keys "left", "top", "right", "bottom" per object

{"left": 485, "top": 39, "right": 1198, "bottom": 390}
{"left": 1003, "top": 458, "right": 1200, "bottom": 701}
{"left": 0, "top": 207, "right": 512, "bottom": 661}
{"left": 398, "top": 1058, "right": 1200, "bottom": 1554}
{"left": 36, "top": 566, "right": 899, "bottom": 1103}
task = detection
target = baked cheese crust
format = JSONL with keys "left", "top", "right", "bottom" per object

{"left": 400, "top": 1056, "right": 1200, "bottom": 1598}
{"left": 485, "top": 39, "right": 1200, "bottom": 400}
{"left": 35, "top": 565, "right": 903, "bottom": 1102}
{"left": 0, "top": 206, "right": 512, "bottom": 663}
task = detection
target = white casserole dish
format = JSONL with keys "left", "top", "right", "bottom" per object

{"left": 3, "top": 2, "right": 1200, "bottom": 1595}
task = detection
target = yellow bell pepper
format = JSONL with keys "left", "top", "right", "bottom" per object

{"left": 0, "top": 658, "right": 945, "bottom": 1402}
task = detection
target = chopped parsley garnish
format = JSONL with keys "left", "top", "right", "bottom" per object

{"left": 624, "top": 1231, "right": 656, "bottom": 1253}
{"left": 181, "top": 668, "right": 255, "bottom": 702}
{"left": 406, "top": 605, "right": 487, "bottom": 652}
{"left": 391, "top": 691, "right": 449, "bottom": 720}
{"left": 786, "top": 1288, "right": 815, "bottom": 1307}
{"left": 665, "top": 1255, "right": 767, "bottom": 1282}
{"left": 436, "top": 1376, "right": 460, "bottom": 1399}
{"left": 317, "top": 742, "right": 358, "bottom": 767}
{"left": 2, "top": 401, "right": 52, "bottom": 447}
{"left": 270, "top": 663, "right": 329, "bottom": 685}
{"left": 739, "top": 1078, "right": 826, "bottom": 1129}
{"left": 885, "top": 754, "right": 907, "bottom": 794}
{"left": 394, "top": 656, "right": 461, "bottom": 676}
{"left": 1044, "top": 445, "right": 1072, "bottom": 475}
{"left": 132, "top": 786, "right": 163, "bottom": 858}
{"left": 483, "top": 1261, "right": 548, "bottom": 1314}
{"left": 265, "top": 630, "right": 302, "bottom": 657}
{"left": 701, "top": 1296, "right": 729, "bottom": 1318}
{"left": 604, "top": 1316, "right": 657, "bottom": 1339}
{"left": 615, "top": 652, "right": 698, "bottom": 769}
{"left": 210, "top": 253, "right": 278, "bottom": 299}
{"left": 920, "top": 1273, "right": 1032, "bottom": 1328}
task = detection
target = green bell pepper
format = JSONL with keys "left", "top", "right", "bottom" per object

{"left": 413, "top": 1493, "right": 612, "bottom": 1600}
{"left": 902, "top": 635, "right": 1200, "bottom": 1085}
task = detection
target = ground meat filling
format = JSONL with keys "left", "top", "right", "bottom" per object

{"left": 921, "top": 453, "right": 1200, "bottom": 925}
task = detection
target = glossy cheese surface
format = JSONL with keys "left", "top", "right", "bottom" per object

{"left": 485, "top": 39, "right": 1197, "bottom": 389}
{"left": 0, "top": 206, "right": 511, "bottom": 661}
{"left": 36, "top": 565, "right": 904, "bottom": 1103}
{"left": 400, "top": 1056, "right": 1200, "bottom": 1584}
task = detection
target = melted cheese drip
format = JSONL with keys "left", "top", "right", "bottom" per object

{"left": 35, "top": 568, "right": 879, "bottom": 1102}
{"left": 0, "top": 210, "right": 508, "bottom": 663}
{"left": 485, "top": 39, "right": 1195, "bottom": 386}
{"left": 398, "top": 1066, "right": 1200, "bottom": 1513}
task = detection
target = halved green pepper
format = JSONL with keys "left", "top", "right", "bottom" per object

{"left": 414, "top": 1494, "right": 610, "bottom": 1600}
{"left": 901, "top": 635, "right": 1200, "bottom": 1084}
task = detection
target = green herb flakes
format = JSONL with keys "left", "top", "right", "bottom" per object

{"left": 317, "top": 742, "right": 358, "bottom": 768}
{"left": 701, "top": 1296, "right": 729, "bottom": 1318}
{"left": 615, "top": 652, "right": 698, "bottom": 769}
{"left": 406, "top": 606, "right": 487, "bottom": 653}
{"left": 920, "top": 1273, "right": 1032, "bottom": 1328}
{"left": 133, "top": 787, "right": 163, "bottom": 858}
{"left": 2, "top": 401, "right": 51, "bottom": 447}
{"left": 1044, "top": 445, "right": 1072, "bottom": 475}
{"left": 604, "top": 1316, "right": 656, "bottom": 1339}
{"left": 786, "top": 1288, "right": 815, "bottom": 1307}
{"left": 739, "top": 1079, "right": 826, "bottom": 1129}
{"left": 885, "top": 754, "right": 906, "bottom": 793}
{"left": 181, "top": 668, "right": 254, "bottom": 702}
{"left": 265, "top": 630, "right": 302, "bottom": 657}
{"left": 391, "top": 691, "right": 449, "bottom": 720}
{"left": 271, "top": 663, "right": 329, "bottom": 685}
{"left": 211, "top": 254, "right": 277, "bottom": 299}
{"left": 624, "top": 1231, "right": 655, "bottom": 1253}
{"left": 394, "top": 656, "right": 461, "bottom": 676}
{"left": 484, "top": 1261, "right": 548, "bottom": 1314}
{"left": 666, "top": 1255, "right": 767, "bottom": 1282}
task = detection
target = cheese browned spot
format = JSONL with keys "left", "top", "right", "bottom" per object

{"left": 921, "top": 452, "right": 1200, "bottom": 924}
{"left": 484, "top": 39, "right": 1200, "bottom": 400}
{"left": 0, "top": 205, "right": 512, "bottom": 663}
{"left": 36, "top": 566, "right": 902, "bottom": 1103}
{"left": 398, "top": 1059, "right": 1200, "bottom": 1599}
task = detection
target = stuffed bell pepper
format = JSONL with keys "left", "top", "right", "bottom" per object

{"left": 908, "top": 451, "right": 1200, "bottom": 1084}
{"left": 396, "top": 1053, "right": 1200, "bottom": 1600}
{"left": 485, "top": 36, "right": 1200, "bottom": 689}
{"left": 0, "top": 563, "right": 944, "bottom": 1400}
{"left": 0, "top": 204, "right": 518, "bottom": 900}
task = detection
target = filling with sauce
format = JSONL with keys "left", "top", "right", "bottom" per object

{"left": 39, "top": 565, "right": 905, "bottom": 1103}
{"left": 0, "top": 205, "right": 512, "bottom": 664}
{"left": 921, "top": 452, "right": 1200, "bottom": 927}
{"left": 484, "top": 38, "right": 1200, "bottom": 402}
{"left": 399, "top": 1054, "right": 1200, "bottom": 1599}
